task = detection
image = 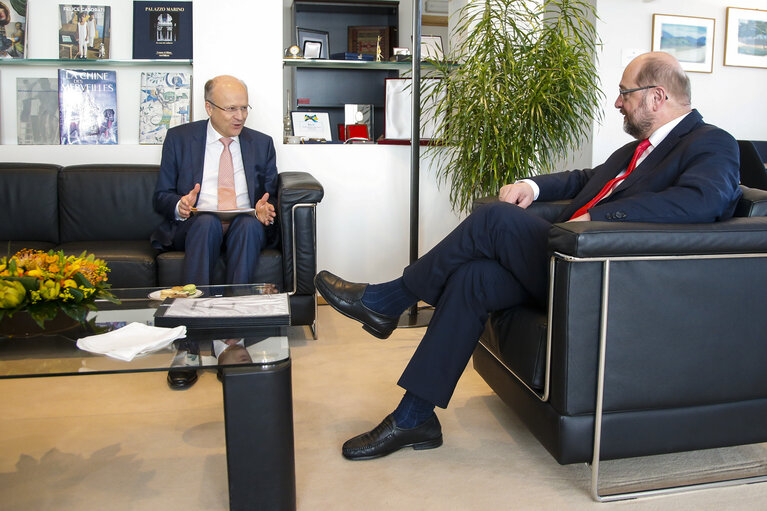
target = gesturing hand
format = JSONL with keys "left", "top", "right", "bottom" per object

{"left": 255, "top": 193, "right": 276, "bottom": 225}
{"left": 178, "top": 183, "right": 200, "bottom": 219}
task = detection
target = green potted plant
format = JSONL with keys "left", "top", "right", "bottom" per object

{"left": 426, "top": 0, "right": 603, "bottom": 212}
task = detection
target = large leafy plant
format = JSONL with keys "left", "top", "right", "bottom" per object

{"left": 426, "top": 0, "right": 603, "bottom": 212}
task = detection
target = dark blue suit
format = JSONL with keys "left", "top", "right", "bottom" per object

{"left": 151, "top": 120, "right": 278, "bottom": 284}
{"left": 398, "top": 109, "right": 742, "bottom": 408}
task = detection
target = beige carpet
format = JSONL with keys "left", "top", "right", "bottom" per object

{"left": 1, "top": 305, "right": 767, "bottom": 510}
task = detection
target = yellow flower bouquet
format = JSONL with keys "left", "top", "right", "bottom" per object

{"left": 0, "top": 249, "right": 119, "bottom": 330}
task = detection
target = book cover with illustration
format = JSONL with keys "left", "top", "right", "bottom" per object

{"left": 58, "top": 68, "right": 117, "bottom": 145}
{"left": 0, "top": 0, "right": 26, "bottom": 58}
{"left": 133, "top": 1, "right": 192, "bottom": 59}
{"left": 139, "top": 72, "right": 191, "bottom": 144}
{"left": 17, "top": 78, "right": 60, "bottom": 144}
{"left": 58, "top": 4, "right": 111, "bottom": 59}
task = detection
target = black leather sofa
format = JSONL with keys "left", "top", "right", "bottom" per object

{"left": 472, "top": 185, "right": 767, "bottom": 496}
{"left": 0, "top": 163, "right": 323, "bottom": 332}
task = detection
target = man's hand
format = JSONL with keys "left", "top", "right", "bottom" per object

{"left": 255, "top": 193, "right": 276, "bottom": 225}
{"left": 499, "top": 182, "right": 534, "bottom": 208}
{"left": 178, "top": 183, "right": 200, "bottom": 219}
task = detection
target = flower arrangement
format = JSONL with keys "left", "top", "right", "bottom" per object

{"left": 0, "top": 249, "right": 119, "bottom": 329}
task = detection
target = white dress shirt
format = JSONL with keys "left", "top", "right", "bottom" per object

{"left": 175, "top": 120, "right": 250, "bottom": 219}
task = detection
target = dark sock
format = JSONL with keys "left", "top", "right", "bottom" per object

{"left": 392, "top": 391, "right": 435, "bottom": 429}
{"left": 360, "top": 277, "right": 418, "bottom": 317}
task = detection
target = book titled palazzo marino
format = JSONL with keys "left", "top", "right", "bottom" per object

{"left": 132, "top": 1, "right": 193, "bottom": 59}
{"left": 58, "top": 68, "right": 117, "bottom": 145}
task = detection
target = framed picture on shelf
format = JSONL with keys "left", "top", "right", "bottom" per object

{"left": 651, "top": 14, "right": 715, "bottom": 73}
{"left": 348, "top": 26, "right": 392, "bottom": 58}
{"left": 291, "top": 111, "right": 332, "bottom": 141}
{"left": 384, "top": 78, "right": 444, "bottom": 141}
{"left": 724, "top": 7, "right": 767, "bottom": 69}
{"left": 420, "top": 35, "right": 444, "bottom": 60}
{"left": 296, "top": 27, "right": 329, "bottom": 59}
{"left": 303, "top": 40, "right": 322, "bottom": 59}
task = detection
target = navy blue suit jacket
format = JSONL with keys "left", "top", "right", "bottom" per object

{"left": 531, "top": 110, "right": 741, "bottom": 223}
{"left": 151, "top": 120, "right": 278, "bottom": 249}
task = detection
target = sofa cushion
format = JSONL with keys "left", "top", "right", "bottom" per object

{"left": 59, "top": 165, "right": 164, "bottom": 243}
{"left": 156, "top": 248, "right": 284, "bottom": 289}
{"left": 0, "top": 163, "right": 61, "bottom": 245}
{"left": 57, "top": 240, "right": 157, "bottom": 288}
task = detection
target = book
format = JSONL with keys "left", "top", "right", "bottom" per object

{"left": 139, "top": 72, "right": 191, "bottom": 144}
{"left": 132, "top": 1, "right": 192, "bottom": 59}
{"left": 58, "top": 4, "right": 111, "bottom": 59}
{"left": 0, "top": 0, "right": 27, "bottom": 58}
{"left": 58, "top": 68, "right": 117, "bottom": 145}
{"left": 16, "top": 78, "right": 60, "bottom": 145}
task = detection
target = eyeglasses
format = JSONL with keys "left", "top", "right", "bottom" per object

{"left": 618, "top": 85, "right": 658, "bottom": 98}
{"left": 207, "top": 100, "right": 251, "bottom": 114}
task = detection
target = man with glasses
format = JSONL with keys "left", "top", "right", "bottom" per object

{"left": 315, "top": 51, "right": 742, "bottom": 459}
{"left": 152, "top": 75, "right": 278, "bottom": 389}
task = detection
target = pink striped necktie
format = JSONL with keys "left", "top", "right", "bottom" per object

{"left": 569, "top": 138, "right": 651, "bottom": 220}
{"left": 217, "top": 137, "right": 237, "bottom": 210}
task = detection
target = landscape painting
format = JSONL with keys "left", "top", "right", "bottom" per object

{"left": 652, "top": 14, "right": 715, "bottom": 73}
{"left": 725, "top": 7, "right": 767, "bottom": 69}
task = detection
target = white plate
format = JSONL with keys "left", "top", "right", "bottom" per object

{"left": 148, "top": 289, "right": 203, "bottom": 300}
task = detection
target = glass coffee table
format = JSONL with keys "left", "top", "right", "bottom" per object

{"left": 0, "top": 284, "right": 296, "bottom": 511}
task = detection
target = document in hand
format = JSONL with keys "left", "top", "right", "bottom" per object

{"left": 154, "top": 293, "right": 290, "bottom": 328}
{"left": 190, "top": 208, "right": 256, "bottom": 222}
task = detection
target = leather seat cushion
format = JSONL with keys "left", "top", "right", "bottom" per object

{"left": 156, "top": 249, "right": 284, "bottom": 289}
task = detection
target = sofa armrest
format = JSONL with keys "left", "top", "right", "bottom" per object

{"left": 277, "top": 171, "right": 324, "bottom": 295}
{"left": 735, "top": 185, "right": 767, "bottom": 217}
{"left": 547, "top": 217, "right": 767, "bottom": 258}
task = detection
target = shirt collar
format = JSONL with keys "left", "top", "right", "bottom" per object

{"left": 206, "top": 119, "right": 240, "bottom": 146}
{"left": 647, "top": 111, "right": 691, "bottom": 149}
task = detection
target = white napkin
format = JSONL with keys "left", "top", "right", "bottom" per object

{"left": 76, "top": 322, "right": 187, "bottom": 362}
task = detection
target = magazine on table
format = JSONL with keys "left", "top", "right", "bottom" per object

{"left": 154, "top": 293, "right": 290, "bottom": 328}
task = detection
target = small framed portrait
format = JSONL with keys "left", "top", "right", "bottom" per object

{"left": 724, "top": 7, "right": 767, "bottom": 69}
{"left": 651, "top": 14, "right": 715, "bottom": 73}
{"left": 303, "top": 40, "right": 322, "bottom": 59}
{"left": 291, "top": 111, "right": 332, "bottom": 141}
{"left": 296, "top": 27, "right": 329, "bottom": 59}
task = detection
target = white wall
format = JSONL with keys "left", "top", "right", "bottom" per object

{"left": 2, "top": 0, "right": 463, "bottom": 284}
{"left": 4, "top": 0, "right": 766, "bottom": 284}
{"left": 593, "top": 0, "right": 767, "bottom": 165}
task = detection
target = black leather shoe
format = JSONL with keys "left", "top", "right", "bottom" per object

{"left": 167, "top": 368, "right": 198, "bottom": 390}
{"left": 314, "top": 270, "right": 399, "bottom": 339}
{"left": 342, "top": 413, "right": 443, "bottom": 460}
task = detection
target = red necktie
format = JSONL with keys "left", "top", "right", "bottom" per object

{"left": 569, "top": 139, "right": 651, "bottom": 220}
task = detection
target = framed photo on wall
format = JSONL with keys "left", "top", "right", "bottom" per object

{"left": 651, "top": 14, "right": 715, "bottom": 73}
{"left": 296, "top": 28, "right": 329, "bottom": 59}
{"left": 724, "top": 7, "right": 767, "bottom": 69}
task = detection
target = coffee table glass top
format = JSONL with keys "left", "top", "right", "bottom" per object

{"left": 0, "top": 284, "right": 289, "bottom": 379}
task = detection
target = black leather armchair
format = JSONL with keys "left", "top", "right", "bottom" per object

{"left": 472, "top": 185, "right": 767, "bottom": 499}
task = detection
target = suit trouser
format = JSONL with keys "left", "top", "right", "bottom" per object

{"left": 399, "top": 202, "right": 552, "bottom": 408}
{"left": 173, "top": 212, "right": 266, "bottom": 285}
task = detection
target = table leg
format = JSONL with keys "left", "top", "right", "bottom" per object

{"left": 222, "top": 360, "right": 296, "bottom": 511}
